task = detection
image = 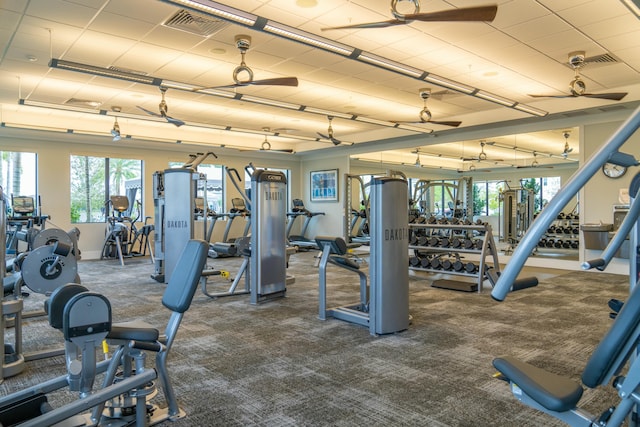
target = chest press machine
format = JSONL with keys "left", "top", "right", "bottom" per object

{"left": 491, "top": 105, "right": 640, "bottom": 426}
{"left": 317, "top": 177, "right": 409, "bottom": 335}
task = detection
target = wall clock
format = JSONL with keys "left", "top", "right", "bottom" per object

{"left": 602, "top": 162, "right": 627, "bottom": 179}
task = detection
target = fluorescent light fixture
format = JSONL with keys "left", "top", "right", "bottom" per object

{"left": 357, "top": 53, "right": 424, "bottom": 78}
{"left": 302, "top": 107, "right": 353, "bottom": 119}
{"left": 241, "top": 95, "right": 301, "bottom": 110}
{"left": 395, "top": 124, "right": 434, "bottom": 134}
{"left": 513, "top": 103, "right": 548, "bottom": 117}
{"left": 475, "top": 90, "right": 516, "bottom": 107}
{"left": 161, "top": 0, "right": 257, "bottom": 26}
{"left": 263, "top": 22, "right": 353, "bottom": 56}
{"left": 193, "top": 88, "right": 236, "bottom": 98}
{"left": 620, "top": 0, "right": 640, "bottom": 18}
{"left": 20, "top": 98, "right": 103, "bottom": 114}
{"left": 356, "top": 116, "right": 396, "bottom": 126}
{"left": 49, "top": 59, "right": 162, "bottom": 86}
{"left": 423, "top": 74, "right": 475, "bottom": 94}
{"left": 162, "top": 80, "right": 198, "bottom": 91}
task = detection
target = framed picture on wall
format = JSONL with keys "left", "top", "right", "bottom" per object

{"left": 310, "top": 169, "right": 339, "bottom": 202}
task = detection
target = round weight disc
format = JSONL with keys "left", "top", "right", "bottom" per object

{"left": 21, "top": 245, "right": 78, "bottom": 294}
{"left": 32, "top": 228, "right": 73, "bottom": 250}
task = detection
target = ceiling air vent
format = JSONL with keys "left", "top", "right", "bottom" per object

{"left": 163, "top": 9, "right": 229, "bottom": 37}
{"left": 583, "top": 52, "right": 620, "bottom": 68}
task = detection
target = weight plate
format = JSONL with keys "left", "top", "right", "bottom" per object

{"left": 21, "top": 245, "right": 78, "bottom": 294}
{"left": 32, "top": 228, "right": 73, "bottom": 249}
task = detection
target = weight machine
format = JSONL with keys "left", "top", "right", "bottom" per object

{"left": 202, "top": 165, "right": 289, "bottom": 304}
{"left": 319, "top": 177, "right": 410, "bottom": 335}
{"left": 491, "top": 105, "right": 640, "bottom": 426}
{"left": 0, "top": 239, "right": 208, "bottom": 426}
{"left": 152, "top": 152, "right": 215, "bottom": 283}
{"left": 499, "top": 185, "right": 535, "bottom": 244}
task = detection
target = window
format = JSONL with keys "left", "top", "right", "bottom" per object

{"left": 473, "top": 176, "right": 562, "bottom": 216}
{"left": 70, "top": 155, "right": 142, "bottom": 223}
{"left": 0, "top": 151, "right": 37, "bottom": 215}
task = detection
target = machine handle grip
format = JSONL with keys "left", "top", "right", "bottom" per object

{"left": 227, "top": 167, "right": 242, "bottom": 182}
{"left": 581, "top": 258, "right": 606, "bottom": 270}
{"left": 129, "top": 340, "right": 165, "bottom": 352}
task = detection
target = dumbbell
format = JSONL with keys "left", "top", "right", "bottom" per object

{"left": 572, "top": 227, "right": 580, "bottom": 235}
{"left": 450, "top": 217, "right": 460, "bottom": 225}
{"left": 415, "top": 216, "right": 426, "bottom": 224}
{"left": 453, "top": 260, "right": 464, "bottom": 272}
{"left": 463, "top": 239, "right": 475, "bottom": 249}
{"left": 562, "top": 240, "right": 572, "bottom": 248}
{"left": 427, "top": 216, "right": 437, "bottom": 224}
{"left": 545, "top": 239, "right": 555, "bottom": 247}
{"left": 418, "top": 236, "right": 429, "bottom": 246}
{"left": 428, "top": 236, "right": 440, "bottom": 247}
{"left": 450, "top": 238, "right": 461, "bottom": 249}
{"left": 464, "top": 262, "right": 477, "bottom": 273}
{"left": 409, "top": 256, "right": 422, "bottom": 267}
{"left": 420, "top": 257, "right": 431, "bottom": 268}
{"left": 554, "top": 239, "right": 563, "bottom": 248}
{"left": 570, "top": 241, "right": 579, "bottom": 249}
{"left": 441, "top": 259, "right": 453, "bottom": 270}
{"left": 474, "top": 239, "right": 484, "bottom": 250}
{"left": 547, "top": 225, "right": 557, "bottom": 234}
{"left": 410, "top": 235, "right": 419, "bottom": 245}
{"left": 430, "top": 257, "right": 442, "bottom": 269}
{"left": 538, "top": 238, "right": 547, "bottom": 247}
{"left": 557, "top": 213, "right": 565, "bottom": 219}
{"left": 439, "top": 237, "right": 451, "bottom": 248}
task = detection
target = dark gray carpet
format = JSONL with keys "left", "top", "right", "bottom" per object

{"left": 0, "top": 250, "right": 630, "bottom": 426}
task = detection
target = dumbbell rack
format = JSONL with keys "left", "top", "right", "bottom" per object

{"left": 408, "top": 222, "right": 500, "bottom": 293}
{"left": 536, "top": 214, "right": 580, "bottom": 253}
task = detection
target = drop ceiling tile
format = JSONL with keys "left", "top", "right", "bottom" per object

{"left": 582, "top": 13, "right": 640, "bottom": 39}
{"left": 26, "top": 0, "right": 98, "bottom": 27}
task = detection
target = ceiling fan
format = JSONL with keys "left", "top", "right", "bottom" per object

{"left": 317, "top": 116, "right": 343, "bottom": 145}
{"left": 562, "top": 131, "right": 574, "bottom": 158}
{"left": 193, "top": 35, "right": 298, "bottom": 91}
{"left": 394, "top": 89, "right": 462, "bottom": 127}
{"left": 529, "top": 51, "right": 628, "bottom": 101}
{"left": 516, "top": 153, "right": 553, "bottom": 169}
{"left": 137, "top": 87, "right": 185, "bottom": 127}
{"left": 259, "top": 129, "right": 295, "bottom": 153}
{"left": 463, "top": 141, "right": 503, "bottom": 162}
{"left": 322, "top": 0, "right": 498, "bottom": 30}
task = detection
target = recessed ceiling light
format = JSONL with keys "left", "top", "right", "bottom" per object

{"left": 483, "top": 71, "right": 499, "bottom": 77}
{"left": 296, "top": 0, "right": 317, "bottom": 8}
{"left": 209, "top": 47, "right": 226, "bottom": 55}
{"left": 26, "top": 55, "right": 38, "bottom": 62}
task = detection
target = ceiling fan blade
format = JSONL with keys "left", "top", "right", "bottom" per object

{"left": 317, "top": 132, "right": 342, "bottom": 145}
{"left": 527, "top": 94, "right": 574, "bottom": 98}
{"left": 242, "top": 77, "right": 298, "bottom": 87}
{"left": 165, "top": 115, "right": 185, "bottom": 127}
{"left": 322, "top": 19, "right": 405, "bottom": 31}
{"left": 194, "top": 77, "right": 298, "bottom": 91}
{"left": 529, "top": 92, "right": 627, "bottom": 101}
{"left": 406, "top": 5, "right": 498, "bottom": 22}
{"left": 429, "top": 120, "right": 462, "bottom": 127}
{"left": 582, "top": 92, "right": 628, "bottom": 101}
{"left": 137, "top": 105, "right": 162, "bottom": 118}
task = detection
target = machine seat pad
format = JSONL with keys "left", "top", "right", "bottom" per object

{"left": 329, "top": 255, "right": 360, "bottom": 270}
{"left": 109, "top": 320, "right": 159, "bottom": 342}
{"left": 493, "top": 356, "right": 583, "bottom": 412}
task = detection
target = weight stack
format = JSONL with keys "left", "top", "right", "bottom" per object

{"left": 370, "top": 177, "right": 409, "bottom": 335}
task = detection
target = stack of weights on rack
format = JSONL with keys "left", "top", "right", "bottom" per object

{"left": 537, "top": 212, "right": 580, "bottom": 250}
{"left": 408, "top": 216, "right": 488, "bottom": 275}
